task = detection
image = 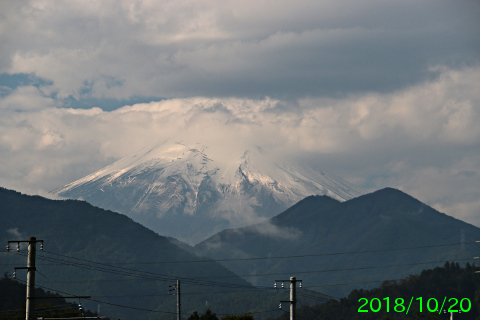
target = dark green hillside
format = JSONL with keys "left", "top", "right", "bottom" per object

{"left": 0, "top": 187, "right": 287, "bottom": 320}
{"left": 195, "top": 188, "right": 480, "bottom": 297}
{"left": 0, "top": 274, "right": 106, "bottom": 320}
{"left": 275, "top": 262, "right": 480, "bottom": 320}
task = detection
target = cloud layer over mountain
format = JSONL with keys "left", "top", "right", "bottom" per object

{"left": 0, "top": 1, "right": 479, "bottom": 228}
{"left": 2, "top": 66, "right": 480, "bottom": 226}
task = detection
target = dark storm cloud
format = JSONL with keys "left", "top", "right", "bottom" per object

{"left": 1, "top": 0, "right": 478, "bottom": 101}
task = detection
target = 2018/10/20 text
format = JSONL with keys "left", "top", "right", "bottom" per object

{"left": 358, "top": 297, "right": 471, "bottom": 314}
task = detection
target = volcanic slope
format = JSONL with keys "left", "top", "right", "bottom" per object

{"left": 52, "top": 141, "right": 365, "bottom": 244}
{"left": 194, "top": 188, "right": 480, "bottom": 297}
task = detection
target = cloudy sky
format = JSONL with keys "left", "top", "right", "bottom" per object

{"left": 1, "top": 0, "right": 479, "bottom": 226}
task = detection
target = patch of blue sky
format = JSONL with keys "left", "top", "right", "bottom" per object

{"left": 0, "top": 72, "right": 164, "bottom": 111}
{"left": 60, "top": 95, "right": 165, "bottom": 111}
{"left": 0, "top": 72, "right": 53, "bottom": 94}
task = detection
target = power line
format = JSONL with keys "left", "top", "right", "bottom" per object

{"left": 296, "top": 299, "right": 323, "bottom": 320}
{"left": 13, "top": 257, "right": 475, "bottom": 304}
{"left": 34, "top": 252, "right": 266, "bottom": 288}
{"left": 26, "top": 241, "right": 478, "bottom": 265}
{"left": 21, "top": 244, "right": 475, "bottom": 288}
{"left": 6, "top": 241, "right": 472, "bottom": 287}
{"left": 11, "top": 249, "right": 477, "bottom": 293}
{"left": 216, "top": 308, "right": 281, "bottom": 316}
{"left": 24, "top": 251, "right": 267, "bottom": 291}
{"left": 0, "top": 304, "right": 74, "bottom": 316}
{"left": 296, "top": 291, "right": 337, "bottom": 301}
{"left": 86, "top": 297, "right": 178, "bottom": 315}
{"left": 93, "top": 287, "right": 272, "bottom": 299}
{"left": 304, "top": 277, "right": 408, "bottom": 289}
{"left": 178, "top": 257, "right": 477, "bottom": 279}
{"left": 5, "top": 241, "right": 477, "bottom": 318}
{"left": 16, "top": 279, "right": 177, "bottom": 315}
{"left": 26, "top": 257, "right": 477, "bottom": 284}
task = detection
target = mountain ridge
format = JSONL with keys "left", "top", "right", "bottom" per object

{"left": 52, "top": 141, "right": 366, "bottom": 244}
{"left": 0, "top": 187, "right": 273, "bottom": 320}
{"left": 194, "top": 187, "right": 480, "bottom": 296}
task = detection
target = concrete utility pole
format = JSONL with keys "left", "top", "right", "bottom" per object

{"left": 275, "top": 276, "right": 302, "bottom": 320}
{"left": 25, "top": 237, "right": 36, "bottom": 320}
{"left": 177, "top": 280, "right": 181, "bottom": 320}
{"left": 7, "top": 237, "right": 44, "bottom": 320}
{"left": 170, "top": 280, "right": 181, "bottom": 320}
{"left": 290, "top": 277, "right": 296, "bottom": 320}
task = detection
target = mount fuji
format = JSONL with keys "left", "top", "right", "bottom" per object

{"left": 52, "top": 142, "right": 366, "bottom": 243}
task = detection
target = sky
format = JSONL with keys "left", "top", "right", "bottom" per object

{"left": 1, "top": 0, "right": 479, "bottom": 227}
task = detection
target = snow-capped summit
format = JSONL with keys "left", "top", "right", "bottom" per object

{"left": 52, "top": 141, "right": 366, "bottom": 244}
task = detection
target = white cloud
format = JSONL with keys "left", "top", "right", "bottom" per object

{"left": 297, "top": 66, "right": 480, "bottom": 148}
{"left": 0, "top": 66, "right": 479, "bottom": 226}
{"left": 0, "top": 86, "right": 58, "bottom": 111}
{"left": 7, "top": 227, "right": 25, "bottom": 240}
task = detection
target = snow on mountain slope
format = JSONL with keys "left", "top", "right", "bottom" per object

{"left": 52, "top": 141, "right": 366, "bottom": 244}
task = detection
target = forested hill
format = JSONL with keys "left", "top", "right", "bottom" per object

{"left": 276, "top": 262, "right": 480, "bottom": 320}
{"left": 195, "top": 188, "right": 480, "bottom": 297}
{"left": 0, "top": 187, "right": 271, "bottom": 320}
{"left": 0, "top": 274, "right": 105, "bottom": 320}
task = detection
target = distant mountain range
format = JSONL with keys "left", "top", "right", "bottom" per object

{"left": 4, "top": 185, "right": 477, "bottom": 318}
{"left": 52, "top": 141, "right": 366, "bottom": 244}
{"left": 194, "top": 188, "right": 480, "bottom": 297}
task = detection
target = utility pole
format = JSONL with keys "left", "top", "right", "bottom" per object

{"left": 177, "top": 280, "right": 181, "bottom": 320}
{"left": 7, "top": 237, "right": 44, "bottom": 320}
{"left": 290, "top": 277, "right": 296, "bottom": 320}
{"left": 169, "top": 280, "right": 181, "bottom": 320}
{"left": 275, "top": 277, "right": 302, "bottom": 320}
{"left": 25, "top": 238, "right": 36, "bottom": 320}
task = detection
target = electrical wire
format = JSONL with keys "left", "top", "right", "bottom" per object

{"left": 297, "top": 299, "right": 323, "bottom": 320}
{"left": 4, "top": 241, "right": 478, "bottom": 318}
{"left": 13, "top": 251, "right": 270, "bottom": 303}
{"left": 27, "top": 241, "right": 480, "bottom": 265}
{"left": 9, "top": 250, "right": 476, "bottom": 302}
{"left": 93, "top": 288, "right": 267, "bottom": 299}
{"left": 0, "top": 300, "right": 77, "bottom": 316}
{"left": 296, "top": 291, "right": 336, "bottom": 302}
{"left": 15, "top": 279, "right": 177, "bottom": 315}
{"left": 38, "top": 249, "right": 473, "bottom": 276}
{"left": 184, "top": 257, "right": 478, "bottom": 279}
{"left": 34, "top": 251, "right": 269, "bottom": 291}
{"left": 16, "top": 262, "right": 475, "bottom": 304}
{"left": 216, "top": 308, "right": 281, "bottom": 316}
{"left": 25, "top": 255, "right": 477, "bottom": 285}
{"left": 9, "top": 248, "right": 478, "bottom": 295}
{"left": 86, "top": 297, "right": 177, "bottom": 315}
{"left": 17, "top": 243, "right": 475, "bottom": 290}
{"left": 304, "top": 277, "right": 407, "bottom": 289}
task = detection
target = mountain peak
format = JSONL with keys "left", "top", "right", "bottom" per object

{"left": 52, "top": 141, "right": 366, "bottom": 244}
{"left": 345, "top": 187, "right": 420, "bottom": 206}
{"left": 194, "top": 187, "right": 480, "bottom": 297}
